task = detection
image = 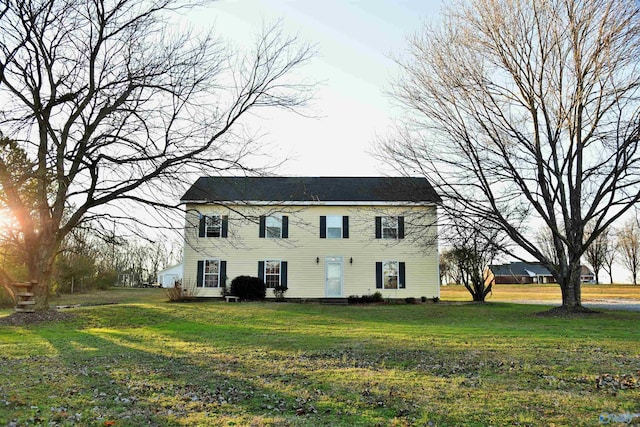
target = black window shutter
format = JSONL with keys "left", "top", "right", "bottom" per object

{"left": 221, "top": 216, "right": 229, "bottom": 238}
{"left": 259, "top": 216, "right": 266, "bottom": 238}
{"left": 342, "top": 216, "right": 349, "bottom": 238}
{"left": 258, "top": 261, "right": 265, "bottom": 281}
{"left": 376, "top": 262, "right": 383, "bottom": 289}
{"left": 199, "top": 215, "right": 206, "bottom": 238}
{"left": 320, "top": 216, "right": 326, "bottom": 238}
{"left": 197, "top": 260, "right": 204, "bottom": 287}
{"left": 375, "top": 216, "right": 382, "bottom": 239}
{"left": 220, "top": 261, "right": 227, "bottom": 286}
{"left": 399, "top": 262, "right": 406, "bottom": 288}
{"left": 282, "top": 216, "right": 289, "bottom": 238}
{"left": 398, "top": 217, "right": 405, "bottom": 239}
{"left": 281, "top": 261, "right": 288, "bottom": 287}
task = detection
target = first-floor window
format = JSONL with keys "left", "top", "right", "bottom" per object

{"left": 383, "top": 261, "right": 398, "bottom": 289}
{"left": 197, "top": 259, "right": 226, "bottom": 288}
{"left": 204, "top": 259, "right": 220, "bottom": 287}
{"left": 259, "top": 260, "right": 288, "bottom": 289}
{"left": 265, "top": 260, "right": 281, "bottom": 288}
{"left": 376, "top": 261, "right": 406, "bottom": 289}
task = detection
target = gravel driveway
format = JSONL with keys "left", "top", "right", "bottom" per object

{"left": 512, "top": 299, "right": 640, "bottom": 312}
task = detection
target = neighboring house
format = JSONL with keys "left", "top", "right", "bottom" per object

{"left": 487, "top": 262, "right": 595, "bottom": 285}
{"left": 488, "top": 262, "right": 556, "bottom": 285}
{"left": 580, "top": 265, "right": 596, "bottom": 284}
{"left": 157, "top": 263, "right": 184, "bottom": 288}
{"left": 180, "top": 176, "right": 440, "bottom": 300}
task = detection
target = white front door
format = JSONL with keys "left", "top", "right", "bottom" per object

{"left": 325, "top": 257, "right": 343, "bottom": 297}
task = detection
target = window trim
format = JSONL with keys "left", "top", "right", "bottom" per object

{"left": 326, "top": 215, "right": 342, "bottom": 239}
{"left": 375, "top": 216, "right": 404, "bottom": 239}
{"left": 264, "top": 259, "right": 281, "bottom": 288}
{"left": 196, "top": 259, "right": 225, "bottom": 288}
{"left": 383, "top": 260, "right": 399, "bottom": 289}
{"left": 259, "top": 259, "right": 288, "bottom": 289}
{"left": 205, "top": 215, "right": 222, "bottom": 238}
{"left": 259, "top": 215, "right": 289, "bottom": 238}
{"left": 382, "top": 216, "right": 398, "bottom": 239}
{"left": 266, "top": 215, "right": 283, "bottom": 238}
{"left": 199, "top": 214, "right": 228, "bottom": 238}
{"left": 376, "top": 261, "right": 406, "bottom": 289}
{"left": 320, "top": 215, "right": 349, "bottom": 239}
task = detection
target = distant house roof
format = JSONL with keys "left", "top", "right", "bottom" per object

{"left": 580, "top": 265, "right": 594, "bottom": 276}
{"left": 489, "top": 262, "right": 554, "bottom": 278}
{"left": 180, "top": 176, "right": 441, "bottom": 204}
{"left": 490, "top": 262, "right": 595, "bottom": 278}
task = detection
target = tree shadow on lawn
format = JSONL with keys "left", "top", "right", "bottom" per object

{"left": 0, "top": 307, "right": 441, "bottom": 426}
{"left": 121, "top": 305, "right": 640, "bottom": 426}
{"left": 2, "top": 327, "right": 320, "bottom": 426}
{"left": 3, "top": 302, "right": 637, "bottom": 426}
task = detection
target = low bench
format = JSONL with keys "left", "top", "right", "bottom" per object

{"left": 225, "top": 295, "right": 240, "bottom": 303}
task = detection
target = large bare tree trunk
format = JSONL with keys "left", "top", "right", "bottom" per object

{"left": 559, "top": 268, "right": 583, "bottom": 310}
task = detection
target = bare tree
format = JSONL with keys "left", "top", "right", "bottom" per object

{"left": 583, "top": 224, "right": 612, "bottom": 284}
{"left": 536, "top": 227, "right": 560, "bottom": 265}
{"left": 441, "top": 210, "right": 503, "bottom": 302}
{"left": 0, "top": 0, "right": 314, "bottom": 311}
{"left": 380, "top": 0, "right": 640, "bottom": 311}
{"left": 439, "top": 249, "right": 454, "bottom": 285}
{"left": 602, "top": 237, "right": 618, "bottom": 284}
{"left": 617, "top": 217, "right": 640, "bottom": 285}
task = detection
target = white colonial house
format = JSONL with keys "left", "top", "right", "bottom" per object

{"left": 180, "top": 177, "right": 440, "bottom": 300}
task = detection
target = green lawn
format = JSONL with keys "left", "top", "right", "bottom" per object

{"left": 1, "top": 290, "right": 639, "bottom": 426}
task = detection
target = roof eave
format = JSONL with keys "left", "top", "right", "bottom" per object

{"left": 180, "top": 200, "right": 438, "bottom": 206}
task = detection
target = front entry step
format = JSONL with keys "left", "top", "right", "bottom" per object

{"left": 320, "top": 298, "right": 348, "bottom": 306}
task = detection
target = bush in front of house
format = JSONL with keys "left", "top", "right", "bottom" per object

{"left": 348, "top": 291, "right": 384, "bottom": 304}
{"left": 230, "top": 276, "right": 266, "bottom": 301}
{"left": 273, "top": 284, "right": 288, "bottom": 301}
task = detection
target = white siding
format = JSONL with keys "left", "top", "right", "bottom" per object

{"left": 183, "top": 204, "right": 438, "bottom": 299}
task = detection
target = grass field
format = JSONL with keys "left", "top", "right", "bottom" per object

{"left": 1, "top": 288, "right": 639, "bottom": 426}
{"left": 441, "top": 283, "right": 640, "bottom": 302}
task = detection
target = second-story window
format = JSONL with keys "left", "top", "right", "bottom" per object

{"left": 375, "top": 216, "right": 405, "bottom": 239}
{"left": 266, "top": 216, "right": 281, "bottom": 238}
{"left": 198, "top": 214, "right": 228, "bottom": 238}
{"left": 382, "top": 217, "right": 398, "bottom": 239}
{"left": 320, "top": 215, "right": 349, "bottom": 239}
{"left": 205, "top": 215, "right": 222, "bottom": 237}
{"left": 326, "top": 215, "right": 342, "bottom": 238}
{"left": 259, "top": 215, "right": 289, "bottom": 238}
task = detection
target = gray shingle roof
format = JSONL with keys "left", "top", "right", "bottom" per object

{"left": 180, "top": 176, "right": 440, "bottom": 203}
{"left": 489, "top": 262, "right": 553, "bottom": 277}
{"left": 490, "top": 262, "right": 595, "bottom": 278}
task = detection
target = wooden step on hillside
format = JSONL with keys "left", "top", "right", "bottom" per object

{"left": 12, "top": 281, "right": 37, "bottom": 313}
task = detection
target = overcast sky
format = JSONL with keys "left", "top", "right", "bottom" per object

{"left": 200, "top": 0, "right": 444, "bottom": 177}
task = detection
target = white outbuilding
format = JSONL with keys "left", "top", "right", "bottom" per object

{"left": 157, "top": 263, "right": 183, "bottom": 288}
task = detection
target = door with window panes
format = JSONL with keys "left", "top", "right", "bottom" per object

{"left": 325, "top": 257, "right": 343, "bottom": 297}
